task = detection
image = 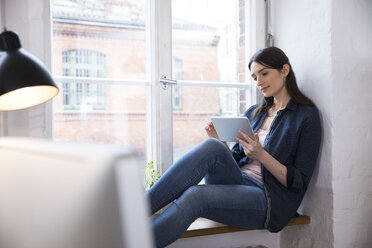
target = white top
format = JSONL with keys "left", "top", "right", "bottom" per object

{"left": 239, "top": 128, "right": 269, "bottom": 184}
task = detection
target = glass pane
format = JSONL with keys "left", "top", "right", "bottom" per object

{"left": 172, "top": 0, "right": 251, "bottom": 160}
{"left": 173, "top": 86, "right": 250, "bottom": 162}
{"left": 52, "top": 0, "right": 148, "bottom": 162}
{"left": 54, "top": 83, "right": 147, "bottom": 157}
{"left": 172, "top": 0, "right": 242, "bottom": 82}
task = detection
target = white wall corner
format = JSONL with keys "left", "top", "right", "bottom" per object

{"left": 331, "top": 0, "right": 372, "bottom": 247}
{"left": 272, "top": 0, "right": 372, "bottom": 247}
{"left": 270, "top": 0, "right": 334, "bottom": 247}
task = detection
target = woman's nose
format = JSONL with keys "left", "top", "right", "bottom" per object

{"left": 256, "top": 77, "right": 263, "bottom": 85}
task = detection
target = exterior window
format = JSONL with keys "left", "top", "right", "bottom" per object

{"left": 52, "top": 0, "right": 148, "bottom": 159}
{"left": 62, "top": 49, "right": 106, "bottom": 110}
{"left": 171, "top": 0, "right": 253, "bottom": 162}
{"left": 52, "top": 0, "right": 260, "bottom": 170}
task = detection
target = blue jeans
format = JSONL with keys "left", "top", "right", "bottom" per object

{"left": 147, "top": 138, "right": 267, "bottom": 248}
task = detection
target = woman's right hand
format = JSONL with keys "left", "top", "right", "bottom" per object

{"left": 205, "top": 122, "right": 220, "bottom": 140}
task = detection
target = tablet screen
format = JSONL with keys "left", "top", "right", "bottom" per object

{"left": 211, "top": 116, "right": 255, "bottom": 142}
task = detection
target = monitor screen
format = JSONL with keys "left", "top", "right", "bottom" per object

{"left": 0, "top": 137, "right": 154, "bottom": 248}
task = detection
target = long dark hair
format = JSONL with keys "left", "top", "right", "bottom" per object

{"left": 248, "top": 47, "right": 315, "bottom": 119}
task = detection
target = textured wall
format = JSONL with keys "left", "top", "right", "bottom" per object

{"left": 331, "top": 0, "right": 372, "bottom": 247}
{"left": 271, "top": 0, "right": 334, "bottom": 247}
{"left": 272, "top": 0, "right": 372, "bottom": 247}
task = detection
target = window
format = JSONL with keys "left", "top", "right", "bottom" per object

{"left": 52, "top": 0, "right": 264, "bottom": 171}
{"left": 171, "top": 0, "right": 255, "bottom": 162}
{"left": 52, "top": 0, "right": 148, "bottom": 162}
{"left": 62, "top": 50, "right": 106, "bottom": 110}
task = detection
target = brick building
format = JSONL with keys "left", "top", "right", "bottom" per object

{"left": 52, "top": 0, "right": 246, "bottom": 158}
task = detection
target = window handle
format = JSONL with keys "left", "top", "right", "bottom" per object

{"left": 160, "top": 75, "right": 177, "bottom": 90}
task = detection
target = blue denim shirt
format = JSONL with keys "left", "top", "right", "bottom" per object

{"left": 231, "top": 99, "right": 321, "bottom": 232}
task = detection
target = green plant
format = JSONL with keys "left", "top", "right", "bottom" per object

{"left": 144, "top": 161, "right": 161, "bottom": 191}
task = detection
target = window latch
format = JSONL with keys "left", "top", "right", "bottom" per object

{"left": 160, "top": 75, "right": 177, "bottom": 90}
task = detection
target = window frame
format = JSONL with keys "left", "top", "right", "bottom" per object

{"left": 154, "top": 0, "right": 266, "bottom": 172}
{"left": 48, "top": 0, "right": 266, "bottom": 173}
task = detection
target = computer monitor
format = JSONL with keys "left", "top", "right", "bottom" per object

{"left": 0, "top": 137, "right": 154, "bottom": 248}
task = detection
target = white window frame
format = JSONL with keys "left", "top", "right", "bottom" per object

{"left": 152, "top": 0, "right": 266, "bottom": 172}
{"left": 0, "top": 0, "right": 266, "bottom": 174}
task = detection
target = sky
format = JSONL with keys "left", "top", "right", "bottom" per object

{"left": 172, "top": 0, "right": 237, "bottom": 28}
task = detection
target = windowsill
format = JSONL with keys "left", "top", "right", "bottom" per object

{"left": 181, "top": 215, "right": 310, "bottom": 238}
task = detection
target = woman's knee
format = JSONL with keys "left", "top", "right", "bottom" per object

{"left": 200, "top": 138, "right": 228, "bottom": 154}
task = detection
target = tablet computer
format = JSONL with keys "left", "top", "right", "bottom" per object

{"left": 211, "top": 116, "right": 256, "bottom": 142}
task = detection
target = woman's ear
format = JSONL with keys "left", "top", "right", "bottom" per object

{"left": 281, "top": 64, "right": 290, "bottom": 77}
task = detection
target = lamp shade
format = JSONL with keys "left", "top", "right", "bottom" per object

{"left": 0, "top": 30, "right": 59, "bottom": 111}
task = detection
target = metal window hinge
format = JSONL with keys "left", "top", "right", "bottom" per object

{"left": 266, "top": 33, "right": 274, "bottom": 47}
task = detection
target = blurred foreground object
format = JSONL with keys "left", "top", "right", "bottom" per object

{"left": 0, "top": 137, "right": 154, "bottom": 248}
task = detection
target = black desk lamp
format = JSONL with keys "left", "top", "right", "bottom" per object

{"left": 0, "top": 29, "right": 59, "bottom": 111}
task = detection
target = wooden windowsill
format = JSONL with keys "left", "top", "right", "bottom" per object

{"left": 181, "top": 215, "right": 310, "bottom": 238}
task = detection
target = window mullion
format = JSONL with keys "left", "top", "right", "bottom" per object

{"left": 147, "top": 0, "right": 173, "bottom": 173}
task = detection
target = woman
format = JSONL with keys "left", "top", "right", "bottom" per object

{"left": 147, "top": 47, "right": 321, "bottom": 248}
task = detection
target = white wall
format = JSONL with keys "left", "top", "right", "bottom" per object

{"left": 0, "top": 0, "right": 54, "bottom": 138}
{"left": 272, "top": 0, "right": 372, "bottom": 247}
{"left": 271, "top": 1, "right": 334, "bottom": 247}
{"left": 331, "top": 0, "right": 372, "bottom": 247}
{"left": 170, "top": 231, "right": 279, "bottom": 248}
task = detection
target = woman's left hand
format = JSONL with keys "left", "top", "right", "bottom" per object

{"left": 235, "top": 130, "right": 265, "bottom": 161}
{"left": 205, "top": 122, "right": 221, "bottom": 140}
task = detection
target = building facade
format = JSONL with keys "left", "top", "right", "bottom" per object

{"left": 52, "top": 0, "right": 247, "bottom": 159}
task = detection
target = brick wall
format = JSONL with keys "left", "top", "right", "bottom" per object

{"left": 53, "top": 22, "right": 220, "bottom": 155}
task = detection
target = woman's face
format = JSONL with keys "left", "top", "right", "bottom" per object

{"left": 250, "top": 62, "right": 289, "bottom": 98}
